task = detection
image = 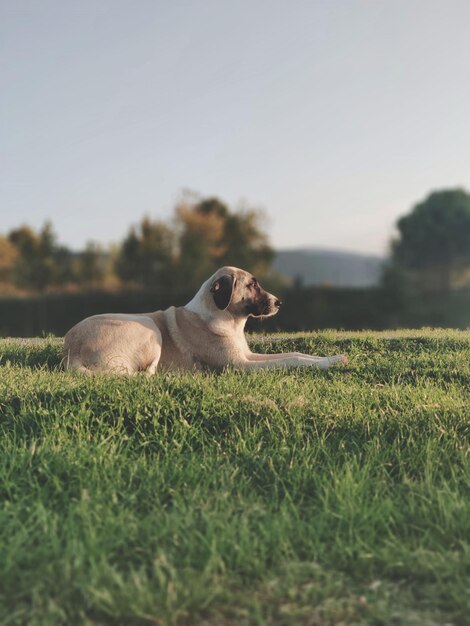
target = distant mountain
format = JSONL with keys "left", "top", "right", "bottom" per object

{"left": 273, "top": 248, "right": 385, "bottom": 288}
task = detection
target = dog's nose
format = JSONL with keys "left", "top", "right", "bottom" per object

{"left": 275, "top": 299, "right": 282, "bottom": 308}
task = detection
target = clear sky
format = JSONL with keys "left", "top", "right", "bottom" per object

{"left": 2, "top": 0, "right": 470, "bottom": 255}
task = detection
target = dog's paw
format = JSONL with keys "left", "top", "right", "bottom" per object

{"left": 327, "top": 354, "right": 348, "bottom": 367}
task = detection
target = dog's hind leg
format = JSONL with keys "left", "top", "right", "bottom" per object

{"left": 63, "top": 358, "right": 94, "bottom": 375}
{"left": 145, "top": 354, "right": 161, "bottom": 375}
{"left": 143, "top": 340, "right": 162, "bottom": 376}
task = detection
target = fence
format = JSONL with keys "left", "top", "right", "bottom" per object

{"left": 1, "top": 287, "right": 469, "bottom": 337}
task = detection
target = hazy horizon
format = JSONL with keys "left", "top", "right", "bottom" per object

{"left": 2, "top": 0, "right": 470, "bottom": 255}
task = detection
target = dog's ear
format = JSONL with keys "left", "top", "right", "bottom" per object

{"left": 210, "top": 274, "right": 234, "bottom": 310}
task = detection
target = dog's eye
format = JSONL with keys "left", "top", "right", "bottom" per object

{"left": 249, "top": 279, "right": 257, "bottom": 288}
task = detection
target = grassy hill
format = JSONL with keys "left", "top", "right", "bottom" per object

{"left": 273, "top": 248, "right": 384, "bottom": 287}
{"left": 0, "top": 330, "right": 469, "bottom": 625}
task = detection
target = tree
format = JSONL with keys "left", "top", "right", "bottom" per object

{"left": 116, "top": 195, "right": 275, "bottom": 293}
{"left": 75, "top": 241, "right": 107, "bottom": 287}
{"left": 8, "top": 225, "right": 46, "bottom": 289}
{"left": 221, "top": 209, "right": 273, "bottom": 275}
{"left": 115, "top": 217, "right": 175, "bottom": 290}
{"left": 174, "top": 194, "right": 274, "bottom": 290}
{"left": 174, "top": 196, "right": 228, "bottom": 288}
{"left": 8, "top": 223, "right": 74, "bottom": 290}
{"left": 0, "top": 236, "right": 18, "bottom": 284}
{"left": 391, "top": 189, "right": 470, "bottom": 291}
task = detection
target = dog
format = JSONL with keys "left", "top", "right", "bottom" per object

{"left": 63, "top": 266, "right": 348, "bottom": 374}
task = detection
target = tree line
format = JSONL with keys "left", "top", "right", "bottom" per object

{"left": 1, "top": 188, "right": 469, "bottom": 295}
{"left": 0, "top": 194, "right": 273, "bottom": 294}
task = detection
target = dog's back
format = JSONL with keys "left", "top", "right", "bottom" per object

{"left": 63, "top": 313, "right": 162, "bottom": 374}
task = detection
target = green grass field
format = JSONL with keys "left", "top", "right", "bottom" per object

{"left": 0, "top": 330, "right": 469, "bottom": 626}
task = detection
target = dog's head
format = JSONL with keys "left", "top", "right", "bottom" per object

{"left": 185, "top": 266, "right": 282, "bottom": 324}
{"left": 207, "top": 266, "right": 281, "bottom": 319}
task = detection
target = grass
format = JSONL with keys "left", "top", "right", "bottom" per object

{"left": 0, "top": 329, "right": 469, "bottom": 626}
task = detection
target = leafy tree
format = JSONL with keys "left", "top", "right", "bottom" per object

{"left": 116, "top": 195, "right": 275, "bottom": 293}
{"left": 8, "top": 223, "right": 74, "bottom": 290}
{"left": 391, "top": 189, "right": 470, "bottom": 291}
{"left": 174, "top": 196, "right": 228, "bottom": 288}
{"left": 174, "top": 195, "right": 274, "bottom": 290}
{"left": 115, "top": 218, "right": 175, "bottom": 290}
{"left": 9, "top": 225, "right": 49, "bottom": 289}
{"left": 0, "top": 236, "right": 19, "bottom": 284}
{"left": 221, "top": 209, "right": 273, "bottom": 275}
{"left": 75, "top": 241, "right": 107, "bottom": 287}
{"left": 53, "top": 245, "right": 75, "bottom": 286}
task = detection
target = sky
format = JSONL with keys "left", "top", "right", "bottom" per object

{"left": 1, "top": 0, "right": 470, "bottom": 256}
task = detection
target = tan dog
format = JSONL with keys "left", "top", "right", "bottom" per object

{"left": 63, "top": 266, "right": 347, "bottom": 374}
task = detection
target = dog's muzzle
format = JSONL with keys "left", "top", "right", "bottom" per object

{"left": 247, "top": 295, "right": 282, "bottom": 317}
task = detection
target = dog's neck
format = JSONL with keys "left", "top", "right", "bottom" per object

{"left": 185, "top": 284, "right": 246, "bottom": 338}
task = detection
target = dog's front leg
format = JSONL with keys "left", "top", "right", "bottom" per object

{"left": 247, "top": 351, "right": 347, "bottom": 364}
{"left": 241, "top": 353, "right": 347, "bottom": 370}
